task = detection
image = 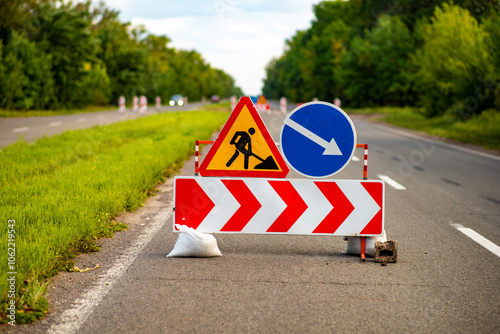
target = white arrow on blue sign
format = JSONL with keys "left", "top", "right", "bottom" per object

{"left": 279, "top": 101, "right": 357, "bottom": 178}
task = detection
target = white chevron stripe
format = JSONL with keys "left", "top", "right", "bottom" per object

{"left": 196, "top": 178, "right": 239, "bottom": 232}
{"left": 174, "top": 177, "right": 383, "bottom": 236}
{"left": 287, "top": 180, "right": 332, "bottom": 234}
{"left": 242, "top": 179, "right": 287, "bottom": 233}
{"left": 334, "top": 181, "right": 380, "bottom": 235}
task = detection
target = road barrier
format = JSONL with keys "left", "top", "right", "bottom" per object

{"left": 280, "top": 97, "right": 287, "bottom": 113}
{"left": 118, "top": 96, "right": 126, "bottom": 113}
{"left": 174, "top": 97, "right": 388, "bottom": 261}
{"left": 139, "top": 95, "right": 147, "bottom": 114}
{"left": 230, "top": 96, "right": 237, "bottom": 110}
{"left": 132, "top": 96, "right": 139, "bottom": 112}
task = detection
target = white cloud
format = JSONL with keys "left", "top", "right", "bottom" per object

{"left": 101, "top": 0, "right": 321, "bottom": 95}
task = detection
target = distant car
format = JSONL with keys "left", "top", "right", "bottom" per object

{"left": 210, "top": 95, "right": 220, "bottom": 103}
{"left": 169, "top": 94, "right": 184, "bottom": 106}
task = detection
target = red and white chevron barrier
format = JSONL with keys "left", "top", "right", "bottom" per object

{"left": 118, "top": 95, "right": 126, "bottom": 113}
{"left": 174, "top": 177, "right": 384, "bottom": 236}
{"left": 132, "top": 96, "right": 139, "bottom": 112}
{"left": 280, "top": 97, "right": 287, "bottom": 113}
{"left": 230, "top": 95, "right": 237, "bottom": 110}
{"left": 139, "top": 95, "right": 147, "bottom": 114}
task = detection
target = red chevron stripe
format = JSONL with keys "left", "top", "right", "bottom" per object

{"left": 266, "top": 180, "right": 308, "bottom": 232}
{"left": 220, "top": 179, "right": 261, "bottom": 231}
{"left": 312, "top": 181, "right": 354, "bottom": 234}
{"left": 360, "top": 182, "right": 383, "bottom": 234}
{"left": 174, "top": 178, "right": 214, "bottom": 229}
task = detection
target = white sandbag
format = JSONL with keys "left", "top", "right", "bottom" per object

{"left": 167, "top": 224, "right": 222, "bottom": 258}
{"left": 345, "top": 230, "right": 387, "bottom": 257}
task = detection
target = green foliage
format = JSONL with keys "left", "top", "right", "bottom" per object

{"left": 36, "top": 2, "right": 95, "bottom": 109}
{"left": 263, "top": 0, "right": 499, "bottom": 125}
{"left": 412, "top": 3, "right": 497, "bottom": 119}
{"left": 381, "top": 107, "right": 500, "bottom": 149}
{"left": 0, "top": 0, "right": 242, "bottom": 111}
{"left": 339, "top": 15, "right": 415, "bottom": 107}
{"left": 0, "top": 31, "right": 55, "bottom": 109}
{"left": 81, "top": 63, "right": 112, "bottom": 106}
{"left": 0, "top": 110, "right": 229, "bottom": 323}
{"left": 450, "top": 109, "right": 500, "bottom": 148}
{"left": 346, "top": 106, "right": 500, "bottom": 149}
{"left": 263, "top": 1, "right": 355, "bottom": 102}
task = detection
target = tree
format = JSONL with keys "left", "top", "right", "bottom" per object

{"left": 0, "top": 31, "right": 54, "bottom": 109}
{"left": 35, "top": 2, "right": 95, "bottom": 108}
{"left": 412, "top": 3, "right": 496, "bottom": 118}
{"left": 0, "top": 0, "right": 247, "bottom": 111}
{"left": 482, "top": 13, "right": 500, "bottom": 110}
{"left": 262, "top": 56, "right": 286, "bottom": 99}
{"left": 339, "top": 15, "right": 415, "bottom": 106}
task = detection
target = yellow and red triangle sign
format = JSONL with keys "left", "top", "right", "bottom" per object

{"left": 198, "top": 96, "right": 289, "bottom": 178}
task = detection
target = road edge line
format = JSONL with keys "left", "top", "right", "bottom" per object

{"left": 365, "top": 121, "right": 500, "bottom": 161}
{"left": 451, "top": 223, "right": 500, "bottom": 258}
{"left": 47, "top": 200, "right": 173, "bottom": 334}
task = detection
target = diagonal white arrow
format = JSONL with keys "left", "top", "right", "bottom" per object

{"left": 284, "top": 118, "right": 342, "bottom": 155}
{"left": 196, "top": 178, "right": 239, "bottom": 232}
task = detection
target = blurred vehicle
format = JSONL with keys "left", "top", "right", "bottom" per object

{"left": 169, "top": 94, "right": 184, "bottom": 106}
{"left": 210, "top": 95, "right": 220, "bottom": 103}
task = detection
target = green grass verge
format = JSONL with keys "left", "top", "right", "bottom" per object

{"left": 0, "top": 108, "right": 229, "bottom": 324}
{"left": 346, "top": 107, "right": 500, "bottom": 150}
{"left": 202, "top": 101, "right": 231, "bottom": 111}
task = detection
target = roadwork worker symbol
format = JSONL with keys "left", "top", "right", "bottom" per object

{"left": 226, "top": 127, "right": 279, "bottom": 170}
{"left": 196, "top": 96, "right": 289, "bottom": 177}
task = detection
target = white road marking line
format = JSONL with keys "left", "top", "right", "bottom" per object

{"left": 50, "top": 121, "right": 62, "bottom": 127}
{"left": 351, "top": 155, "right": 360, "bottom": 162}
{"left": 47, "top": 199, "right": 173, "bottom": 334}
{"left": 77, "top": 117, "right": 87, "bottom": 122}
{"left": 377, "top": 174, "right": 406, "bottom": 190}
{"left": 451, "top": 223, "right": 500, "bottom": 258}
{"left": 13, "top": 127, "right": 29, "bottom": 133}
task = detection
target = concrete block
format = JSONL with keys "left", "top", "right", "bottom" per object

{"left": 374, "top": 240, "right": 398, "bottom": 263}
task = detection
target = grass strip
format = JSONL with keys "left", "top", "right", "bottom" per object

{"left": 0, "top": 108, "right": 229, "bottom": 324}
{"left": 346, "top": 107, "right": 500, "bottom": 150}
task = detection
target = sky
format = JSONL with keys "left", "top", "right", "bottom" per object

{"left": 99, "top": 0, "right": 325, "bottom": 95}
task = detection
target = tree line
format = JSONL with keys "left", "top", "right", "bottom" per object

{"left": 0, "top": 0, "right": 243, "bottom": 111}
{"left": 262, "top": 0, "right": 499, "bottom": 119}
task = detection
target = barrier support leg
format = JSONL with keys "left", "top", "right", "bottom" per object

{"left": 194, "top": 140, "right": 214, "bottom": 176}
{"left": 360, "top": 236, "right": 366, "bottom": 261}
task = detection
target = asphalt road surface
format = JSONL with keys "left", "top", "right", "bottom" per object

{"left": 0, "top": 102, "right": 204, "bottom": 148}
{"left": 5, "top": 102, "right": 500, "bottom": 333}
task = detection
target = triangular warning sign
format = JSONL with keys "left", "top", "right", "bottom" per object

{"left": 198, "top": 96, "right": 289, "bottom": 178}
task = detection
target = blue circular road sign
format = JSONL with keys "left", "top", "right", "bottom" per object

{"left": 280, "top": 101, "right": 357, "bottom": 178}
